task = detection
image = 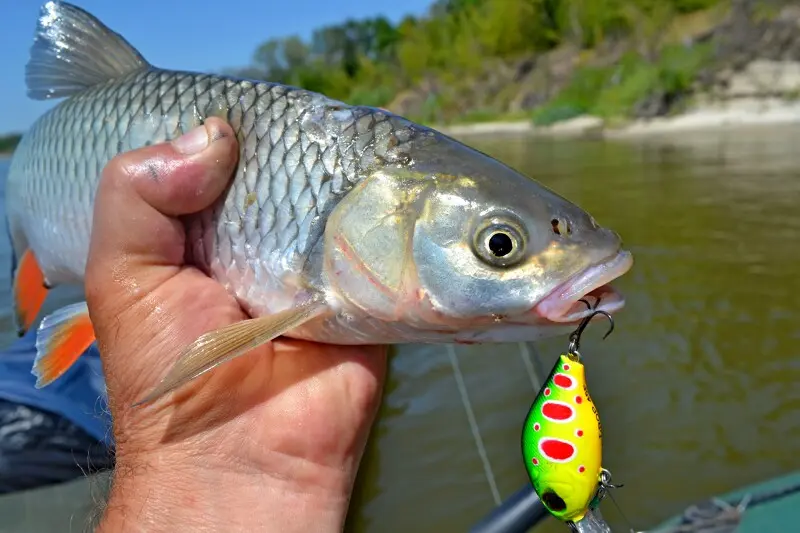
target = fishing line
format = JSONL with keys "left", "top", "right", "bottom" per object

{"left": 517, "top": 341, "right": 543, "bottom": 392}
{"left": 446, "top": 345, "right": 502, "bottom": 506}
{"left": 606, "top": 490, "right": 637, "bottom": 533}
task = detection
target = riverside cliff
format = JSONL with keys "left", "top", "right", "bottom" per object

{"left": 225, "top": 0, "right": 800, "bottom": 138}
{"left": 432, "top": 1, "right": 800, "bottom": 137}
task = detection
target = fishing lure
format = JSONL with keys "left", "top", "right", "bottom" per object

{"left": 521, "top": 305, "right": 615, "bottom": 525}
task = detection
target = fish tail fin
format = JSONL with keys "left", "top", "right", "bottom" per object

{"left": 26, "top": 1, "right": 151, "bottom": 101}
{"left": 33, "top": 301, "right": 96, "bottom": 388}
{"left": 12, "top": 249, "right": 49, "bottom": 336}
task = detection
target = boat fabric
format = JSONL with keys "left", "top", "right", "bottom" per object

{"left": 0, "top": 329, "right": 112, "bottom": 494}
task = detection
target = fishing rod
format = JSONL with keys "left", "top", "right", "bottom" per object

{"left": 468, "top": 481, "right": 622, "bottom": 533}
{"left": 468, "top": 483, "right": 550, "bottom": 533}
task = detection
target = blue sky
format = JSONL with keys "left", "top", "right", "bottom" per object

{"left": 0, "top": 0, "right": 433, "bottom": 134}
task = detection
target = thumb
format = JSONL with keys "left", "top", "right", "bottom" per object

{"left": 85, "top": 117, "right": 238, "bottom": 317}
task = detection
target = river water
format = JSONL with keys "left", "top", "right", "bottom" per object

{"left": 0, "top": 124, "right": 798, "bottom": 532}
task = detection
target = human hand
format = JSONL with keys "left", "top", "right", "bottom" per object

{"left": 86, "top": 117, "right": 387, "bottom": 533}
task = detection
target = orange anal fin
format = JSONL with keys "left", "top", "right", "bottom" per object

{"left": 13, "top": 249, "right": 49, "bottom": 335}
{"left": 33, "top": 302, "right": 96, "bottom": 388}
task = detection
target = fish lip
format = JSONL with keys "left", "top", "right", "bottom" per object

{"left": 533, "top": 250, "right": 634, "bottom": 323}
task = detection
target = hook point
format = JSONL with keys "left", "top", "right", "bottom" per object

{"left": 569, "top": 299, "right": 615, "bottom": 352}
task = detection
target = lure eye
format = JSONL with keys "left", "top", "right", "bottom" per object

{"left": 541, "top": 490, "right": 567, "bottom": 513}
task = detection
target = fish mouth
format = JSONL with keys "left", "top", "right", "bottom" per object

{"left": 534, "top": 250, "right": 634, "bottom": 323}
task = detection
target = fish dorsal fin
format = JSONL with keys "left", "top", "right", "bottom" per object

{"left": 26, "top": 1, "right": 150, "bottom": 100}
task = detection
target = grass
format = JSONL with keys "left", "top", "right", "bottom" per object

{"left": 662, "top": 1, "right": 731, "bottom": 42}
{"left": 531, "top": 42, "right": 714, "bottom": 126}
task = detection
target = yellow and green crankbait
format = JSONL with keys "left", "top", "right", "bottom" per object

{"left": 521, "top": 307, "right": 617, "bottom": 525}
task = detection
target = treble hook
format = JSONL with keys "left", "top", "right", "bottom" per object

{"left": 567, "top": 299, "right": 615, "bottom": 354}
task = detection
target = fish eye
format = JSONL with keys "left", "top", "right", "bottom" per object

{"left": 473, "top": 217, "right": 526, "bottom": 267}
{"left": 541, "top": 490, "right": 567, "bottom": 513}
{"left": 488, "top": 232, "right": 513, "bottom": 256}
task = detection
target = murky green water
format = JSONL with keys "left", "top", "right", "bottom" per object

{"left": 0, "top": 124, "right": 799, "bottom": 532}
{"left": 347, "top": 126, "right": 800, "bottom": 533}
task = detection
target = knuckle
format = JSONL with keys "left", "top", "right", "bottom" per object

{"left": 99, "top": 152, "right": 136, "bottom": 195}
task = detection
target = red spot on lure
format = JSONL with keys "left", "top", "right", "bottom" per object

{"left": 553, "top": 373, "right": 574, "bottom": 389}
{"left": 539, "top": 438, "right": 576, "bottom": 462}
{"left": 542, "top": 401, "right": 574, "bottom": 421}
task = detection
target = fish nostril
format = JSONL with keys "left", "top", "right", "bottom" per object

{"left": 551, "top": 217, "right": 572, "bottom": 237}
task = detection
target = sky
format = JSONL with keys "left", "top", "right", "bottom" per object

{"left": 0, "top": 0, "right": 433, "bottom": 134}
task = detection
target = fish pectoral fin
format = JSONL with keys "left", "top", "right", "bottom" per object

{"left": 26, "top": 1, "right": 150, "bottom": 101}
{"left": 33, "top": 301, "right": 96, "bottom": 388}
{"left": 133, "top": 301, "right": 328, "bottom": 407}
{"left": 13, "top": 249, "right": 50, "bottom": 336}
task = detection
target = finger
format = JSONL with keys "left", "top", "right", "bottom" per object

{"left": 84, "top": 118, "right": 240, "bottom": 409}
{"left": 85, "top": 118, "right": 238, "bottom": 305}
{"left": 110, "top": 117, "right": 237, "bottom": 217}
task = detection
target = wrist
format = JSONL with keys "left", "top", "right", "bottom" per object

{"left": 98, "top": 446, "right": 355, "bottom": 533}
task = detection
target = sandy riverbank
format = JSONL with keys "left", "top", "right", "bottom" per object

{"left": 438, "top": 97, "right": 800, "bottom": 140}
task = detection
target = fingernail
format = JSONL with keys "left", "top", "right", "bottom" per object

{"left": 172, "top": 125, "right": 209, "bottom": 155}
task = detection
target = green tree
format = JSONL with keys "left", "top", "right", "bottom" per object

{"left": 226, "top": 0, "right": 727, "bottom": 121}
{"left": 0, "top": 134, "right": 21, "bottom": 154}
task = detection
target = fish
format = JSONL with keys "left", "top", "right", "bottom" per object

{"left": 521, "top": 350, "right": 604, "bottom": 523}
{"left": 6, "top": 1, "right": 634, "bottom": 405}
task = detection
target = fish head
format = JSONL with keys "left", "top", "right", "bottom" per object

{"left": 323, "top": 131, "right": 632, "bottom": 341}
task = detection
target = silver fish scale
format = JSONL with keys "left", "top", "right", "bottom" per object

{"left": 7, "top": 67, "right": 424, "bottom": 314}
